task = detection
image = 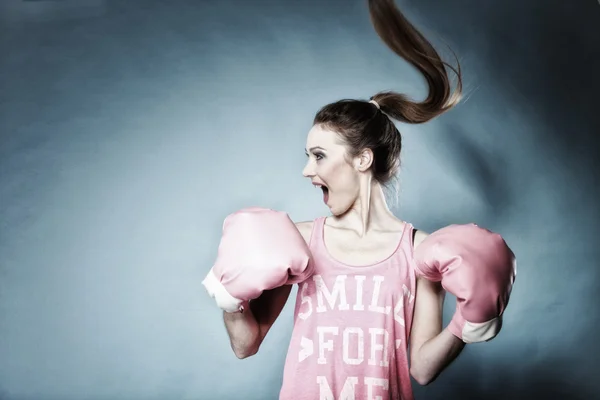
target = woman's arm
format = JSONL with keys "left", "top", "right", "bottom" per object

{"left": 222, "top": 220, "right": 313, "bottom": 359}
{"left": 408, "top": 230, "right": 466, "bottom": 385}
{"left": 223, "top": 284, "right": 292, "bottom": 359}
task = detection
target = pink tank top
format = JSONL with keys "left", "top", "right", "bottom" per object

{"left": 279, "top": 217, "right": 418, "bottom": 400}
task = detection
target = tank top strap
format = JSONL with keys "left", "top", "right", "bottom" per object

{"left": 397, "top": 221, "right": 417, "bottom": 284}
{"left": 308, "top": 216, "right": 327, "bottom": 252}
{"left": 399, "top": 221, "right": 415, "bottom": 255}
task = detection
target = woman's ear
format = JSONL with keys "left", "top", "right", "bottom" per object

{"left": 354, "top": 148, "right": 374, "bottom": 172}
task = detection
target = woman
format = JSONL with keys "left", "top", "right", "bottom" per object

{"left": 223, "top": 0, "right": 465, "bottom": 398}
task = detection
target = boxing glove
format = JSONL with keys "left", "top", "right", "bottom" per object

{"left": 413, "top": 223, "right": 516, "bottom": 343}
{"left": 202, "top": 207, "right": 314, "bottom": 313}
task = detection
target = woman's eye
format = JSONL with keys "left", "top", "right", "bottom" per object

{"left": 305, "top": 152, "right": 324, "bottom": 160}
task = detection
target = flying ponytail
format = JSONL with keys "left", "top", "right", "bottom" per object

{"left": 367, "top": 0, "right": 462, "bottom": 124}
{"left": 312, "top": 0, "right": 463, "bottom": 184}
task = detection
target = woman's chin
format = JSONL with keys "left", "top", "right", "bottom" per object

{"left": 328, "top": 204, "right": 346, "bottom": 217}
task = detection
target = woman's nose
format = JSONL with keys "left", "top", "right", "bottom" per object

{"left": 302, "top": 160, "right": 314, "bottom": 178}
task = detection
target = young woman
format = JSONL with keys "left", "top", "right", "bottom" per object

{"left": 223, "top": 0, "right": 465, "bottom": 398}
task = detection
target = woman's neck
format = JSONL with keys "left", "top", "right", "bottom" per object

{"left": 331, "top": 178, "right": 399, "bottom": 237}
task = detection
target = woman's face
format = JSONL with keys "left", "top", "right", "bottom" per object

{"left": 302, "top": 124, "right": 361, "bottom": 216}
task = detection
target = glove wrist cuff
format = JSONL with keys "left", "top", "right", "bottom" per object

{"left": 202, "top": 268, "right": 244, "bottom": 313}
{"left": 448, "top": 303, "right": 503, "bottom": 344}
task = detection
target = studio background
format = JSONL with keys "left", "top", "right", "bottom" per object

{"left": 1, "top": 0, "right": 598, "bottom": 399}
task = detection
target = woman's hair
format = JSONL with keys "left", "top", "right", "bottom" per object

{"left": 313, "top": 0, "right": 463, "bottom": 185}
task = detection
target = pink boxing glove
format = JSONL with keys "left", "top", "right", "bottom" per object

{"left": 413, "top": 223, "right": 516, "bottom": 343}
{"left": 202, "top": 207, "right": 314, "bottom": 313}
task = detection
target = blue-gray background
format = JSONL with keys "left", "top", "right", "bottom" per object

{"left": 1, "top": 0, "right": 599, "bottom": 399}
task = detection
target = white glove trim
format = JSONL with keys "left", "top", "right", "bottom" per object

{"left": 202, "top": 268, "right": 244, "bottom": 313}
{"left": 462, "top": 316, "right": 503, "bottom": 343}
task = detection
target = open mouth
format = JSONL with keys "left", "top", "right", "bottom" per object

{"left": 314, "top": 184, "right": 329, "bottom": 204}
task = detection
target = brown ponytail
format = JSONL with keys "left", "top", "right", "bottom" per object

{"left": 313, "top": 0, "right": 463, "bottom": 185}
{"left": 368, "top": 0, "right": 462, "bottom": 123}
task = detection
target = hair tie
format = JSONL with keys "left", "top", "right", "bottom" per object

{"left": 369, "top": 99, "right": 380, "bottom": 110}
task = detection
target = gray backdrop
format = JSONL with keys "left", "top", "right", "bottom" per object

{"left": 1, "top": 0, "right": 599, "bottom": 399}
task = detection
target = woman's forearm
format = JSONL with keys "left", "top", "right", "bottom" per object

{"left": 222, "top": 285, "right": 292, "bottom": 359}
{"left": 410, "top": 328, "right": 465, "bottom": 385}
{"left": 223, "top": 304, "right": 260, "bottom": 359}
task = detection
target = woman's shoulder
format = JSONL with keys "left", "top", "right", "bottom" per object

{"left": 295, "top": 220, "right": 316, "bottom": 245}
